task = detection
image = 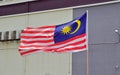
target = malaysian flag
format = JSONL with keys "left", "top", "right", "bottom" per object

{"left": 19, "top": 12, "right": 87, "bottom": 56}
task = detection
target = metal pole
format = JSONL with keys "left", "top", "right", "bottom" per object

{"left": 86, "top": 10, "right": 89, "bottom": 75}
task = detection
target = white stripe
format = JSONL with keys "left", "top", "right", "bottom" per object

{"left": 50, "top": 36, "right": 86, "bottom": 48}
{"left": 20, "top": 42, "right": 86, "bottom": 50}
{"left": 70, "top": 48, "right": 86, "bottom": 53}
{"left": 21, "top": 37, "right": 53, "bottom": 41}
{"left": 58, "top": 43, "right": 86, "bottom": 49}
{"left": 20, "top": 36, "right": 86, "bottom": 47}
{"left": 19, "top": 41, "right": 86, "bottom": 55}
{"left": 20, "top": 41, "right": 54, "bottom": 46}
{"left": 19, "top": 48, "right": 86, "bottom": 56}
{"left": 51, "top": 42, "right": 86, "bottom": 50}
{"left": 20, "top": 37, "right": 86, "bottom": 49}
{"left": 19, "top": 46, "right": 45, "bottom": 50}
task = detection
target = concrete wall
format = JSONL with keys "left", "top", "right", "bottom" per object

{"left": 0, "top": 9, "right": 72, "bottom": 75}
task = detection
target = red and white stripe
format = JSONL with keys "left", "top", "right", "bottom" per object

{"left": 19, "top": 26, "right": 86, "bottom": 56}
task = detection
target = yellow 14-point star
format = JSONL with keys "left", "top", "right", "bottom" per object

{"left": 61, "top": 26, "right": 71, "bottom": 34}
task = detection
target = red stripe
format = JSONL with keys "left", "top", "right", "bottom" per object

{"left": 22, "top": 30, "right": 54, "bottom": 34}
{"left": 19, "top": 49, "right": 40, "bottom": 55}
{"left": 20, "top": 44, "right": 86, "bottom": 55}
{"left": 20, "top": 46, "right": 44, "bottom": 49}
{"left": 55, "top": 45, "right": 86, "bottom": 52}
{"left": 56, "top": 39, "right": 86, "bottom": 47}
{"left": 50, "top": 33, "right": 86, "bottom": 46}
{"left": 20, "top": 45, "right": 46, "bottom": 48}
{"left": 19, "top": 38, "right": 86, "bottom": 48}
{"left": 40, "top": 35, "right": 86, "bottom": 52}
{"left": 20, "top": 34, "right": 85, "bottom": 47}
{"left": 21, "top": 35, "right": 53, "bottom": 38}
{"left": 19, "top": 33, "right": 86, "bottom": 55}
{"left": 49, "top": 38, "right": 86, "bottom": 49}
{"left": 21, "top": 39, "right": 53, "bottom": 43}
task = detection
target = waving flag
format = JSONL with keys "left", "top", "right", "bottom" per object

{"left": 19, "top": 12, "right": 87, "bottom": 56}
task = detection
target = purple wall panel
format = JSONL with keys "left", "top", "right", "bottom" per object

{"left": 0, "top": 0, "right": 114, "bottom": 16}
{"left": 0, "top": 2, "right": 28, "bottom": 16}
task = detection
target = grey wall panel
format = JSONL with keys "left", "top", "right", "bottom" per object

{"left": 72, "top": 51, "right": 87, "bottom": 75}
{"left": 89, "top": 44, "right": 117, "bottom": 75}
{"left": 73, "top": 3, "right": 120, "bottom": 44}
{"left": 73, "top": 2, "right": 120, "bottom": 75}
{"left": 116, "top": 43, "right": 120, "bottom": 75}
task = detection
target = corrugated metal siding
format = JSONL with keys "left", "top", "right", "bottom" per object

{"left": 73, "top": 2, "right": 120, "bottom": 75}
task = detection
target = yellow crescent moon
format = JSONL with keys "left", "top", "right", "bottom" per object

{"left": 70, "top": 20, "right": 81, "bottom": 34}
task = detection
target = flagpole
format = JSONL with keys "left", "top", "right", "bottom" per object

{"left": 86, "top": 10, "right": 89, "bottom": 75}
{"left": 27, "top": 1, "right": 30, "bottom": 26}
